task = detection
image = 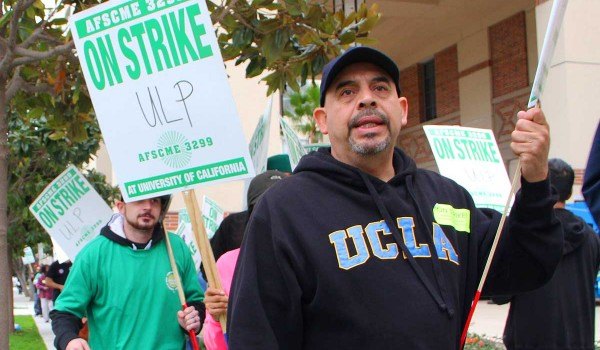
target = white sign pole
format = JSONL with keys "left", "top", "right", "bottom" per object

{"left": 461, "top": 0, "right": 569, "bottom": 345}
{"left": 528, "top": 0, "right": 569, "bottom": 108}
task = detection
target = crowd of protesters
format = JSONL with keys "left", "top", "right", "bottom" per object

{"left": 10, "top": 47, "right": 599, "bottom": 350}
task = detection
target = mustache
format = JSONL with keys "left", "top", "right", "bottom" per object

{"left": 138, "top": 213, "right": 156, "bottom": 220}
{"left": 348, "top": 108, "right": 390, "bottom": 128}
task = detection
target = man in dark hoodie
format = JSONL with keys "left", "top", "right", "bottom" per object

{"left": 210, "top": 155, "right": 292, "bottom": 261}
{"left": 501, "top": 158, "right": 600, "bottom": 350}
{"left": 50, "top": 195, "right": 204, "bottom": 350}
{"left": 228, "top": 46, "right": 563, "bottom": 349}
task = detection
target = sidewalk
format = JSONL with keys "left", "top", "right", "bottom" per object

{"left": 13, "top": 288, "right": 54, "bottom": 350}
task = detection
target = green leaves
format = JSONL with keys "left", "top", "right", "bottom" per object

{"left": 261, "top": 28, "right": 291, "bottom": 65}
{"left": 26, "top": 107, "right": 44, "bottom": 119}
{"left": 0, "top": 10, "right": 13, "bottom": 29}
{"left": 1, "top": 0, "right": 118, "bottom": 256}
{"left": 211, "top": 0, "right": 381, "bottom": 95}
{"left": 283, "top": 84, "right": 322, "bottom": 143}
{"left": 232, "top": 27, "right": 254, "bottom": 49}
{"left": 246, "top": 56, "right": 267, "bottom": 78}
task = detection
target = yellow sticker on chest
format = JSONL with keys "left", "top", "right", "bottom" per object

{"left": 433, "top": 203, "right": 471, "bottom": 233}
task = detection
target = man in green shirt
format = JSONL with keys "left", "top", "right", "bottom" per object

{"left": 51, "top": 195, "right": 204, "bottom": 350}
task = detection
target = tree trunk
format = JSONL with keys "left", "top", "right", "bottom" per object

{"left": 0, "top": 74, "right": 11, "bottom": 349}
{"left": 8, "top": 247, "right": 14, "bottom": 334}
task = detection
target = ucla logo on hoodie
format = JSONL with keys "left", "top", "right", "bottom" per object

{"left": 329, "top": 216, "right": 460, "bottom": 270}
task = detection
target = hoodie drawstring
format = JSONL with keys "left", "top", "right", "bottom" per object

{"left": 406, "top": 175, "right": 455, "bottom": 318}
{"left": 358, "top": 172, "right": 453, "bottom": 317}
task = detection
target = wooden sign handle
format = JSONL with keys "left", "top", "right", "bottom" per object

{"left": 183, "top": 189, "right": 228, "bottom": 333}
{"left": 164, "top": 230, "right": 201, "bottom": 350}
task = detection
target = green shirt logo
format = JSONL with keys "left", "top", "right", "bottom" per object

{"left": 165, "top": 271, "right": 177, "bottom": 291}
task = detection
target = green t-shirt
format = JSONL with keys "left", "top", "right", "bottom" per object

{"left": 55, "top": 233, "right": 204, "bottom": 349}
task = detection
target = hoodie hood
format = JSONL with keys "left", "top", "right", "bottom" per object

{"left": 101, "top": 213, "right": 165, "bottom": 250}
{"left": 295, "top": 147, "right": 417, "bottom": 189}
{"left": 296, "top": 147, "right": 455, "bottom": 317}
{"left": 555, "top": 208, "right": 591, "bottom": 255}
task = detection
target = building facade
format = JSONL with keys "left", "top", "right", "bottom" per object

{"left": 368, "top": 0, "right": 599, "bottom": 198}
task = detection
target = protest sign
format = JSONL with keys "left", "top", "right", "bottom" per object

{"left": 248, "top": 96, "right": 273, "bottom": 174}
{"left": 423, "top": 126, "right": 511, "bottom": 212}
{"left": 29, "top": 165, "right": 114, "bottom": 260}
{"left": 51, "top": 237, "right": 70, "bottom": 263}
{"left": 70, "top": 0, "right": 254, "bottom": 202}
{"left": 280, "top": 117, "right": 307, "bottom": 171}
{"left": 242, "top": 98, "right": 274, "bottom": 207}
{"left": 304, "top": 143, "right": 329, "bottom": 153}
{"left": 201, "top": 195, "right": 224, "bottom": 239}
{"left": 172, "top": 208, "right": 202, "bottom": 270}
{"left": 22, "top": 247, "right": 35, "bottom": 265}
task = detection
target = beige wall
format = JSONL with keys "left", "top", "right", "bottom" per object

{"left": 535, "top": 0, "right": 600, "bottom": 197}
{"left": 457, "top": 30, "right": 493, "bottom": 130}
{"left": 88, "top": 142, "right": 114, "bottom": 185}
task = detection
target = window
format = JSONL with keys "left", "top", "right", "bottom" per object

{"left": 421, "top": 59, "right": 436, "bottom": 121}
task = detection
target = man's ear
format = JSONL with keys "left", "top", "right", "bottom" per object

{"left": 398, "top": 97, "right": 408, "bottom": 127}
{"left": 313, "top": 107, "right": 329, "bottom": 135}
{"left": 116, "top": 200, "right": 125, "bottom": 215}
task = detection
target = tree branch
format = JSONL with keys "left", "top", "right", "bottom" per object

{"left": 8, "top": 0, "right": 36, "bottom": 48}
{"left": 215, "top": 0, "right": 239, "bottom": 23}
{"left": 10, "top": 41, "right": 74, "bottom": 69}
{"left": 1, "top": 0, "right": 36, "bottom": 72}
{"left": 18, "top": 27, "right": 44, "bottom": 49}
{"left": 18, "top": 0, "right": 67, "bottom": 49}
{"left": 5, "top": 69, "right": 24, "bottom": 101}
{"left": 6, "top": 70, "right": 54, "bottom": 101}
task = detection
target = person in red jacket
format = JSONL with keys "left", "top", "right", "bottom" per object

{"left": 36, "top": 265, "right": 54, "bottom": 322}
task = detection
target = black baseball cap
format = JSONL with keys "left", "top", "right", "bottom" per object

{"left": 319, "top": 46, "right": 401, "bottom": 107}
{"left": 247, "top": 170, "right": 287, "bottom": 207}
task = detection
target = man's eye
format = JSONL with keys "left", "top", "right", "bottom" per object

{"left": 374, "top": 85, "right": 389, "bottom": 91}
{"left": 340, "top": 89, "right": 353, "bottom": 96}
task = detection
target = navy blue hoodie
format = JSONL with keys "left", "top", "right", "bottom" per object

{"left": 502, "top": 208, "right": 600, "bottom": 350}
{"left": 228, "top": 147, "right": 562, "bottom": 349}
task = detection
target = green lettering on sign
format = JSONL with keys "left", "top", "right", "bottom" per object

{"left": 78, "top": 2, "right": 214, "bottom": 90}
{"left": 125, "top": 157, "right": 248, "bottom": 197}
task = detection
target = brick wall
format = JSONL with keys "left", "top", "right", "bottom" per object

{"left": 489, "top": 12, "right": 529, "bottom": 98}
{"left": 399, "top": 64, "right": 423, "bottom": 129}
{"left": 397, "top": 115, "right": 461, "bottom": 165}
{"left": 434, "top": 45, "right": 460, "bottom": 117}
{"left": 163, "top": 211, "right": 179, "bottom": 232}
{"left": 575, "top": 168, "right": 584, "bottom": 186}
